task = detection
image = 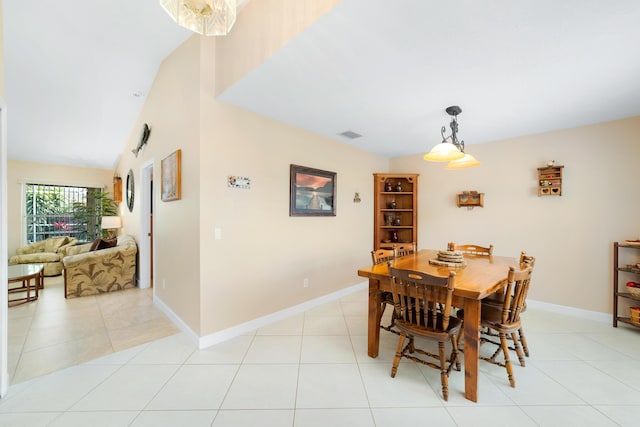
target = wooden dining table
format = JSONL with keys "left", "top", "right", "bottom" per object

{"left": 357, "top": 249, "right": 517, "bottom": 402}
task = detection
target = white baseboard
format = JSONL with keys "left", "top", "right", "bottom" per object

{"left": 155, "top": 282, "right": 611, "bottom": 351}
{"left": 197, "top": 281, "right": 368, "bottom": 349}
{"left": 153, "top": 294, "right": 200, "bottom": 346}
{"left": 527, "top": 298, "right": 610, "bottom": 323}
{"left": 153, "top": 282, "right": 368, "bottom": 349}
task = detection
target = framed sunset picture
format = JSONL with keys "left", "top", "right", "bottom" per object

{"left": 289, "top": 164, "right": 336, "bottom": 216}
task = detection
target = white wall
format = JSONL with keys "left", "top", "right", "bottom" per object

{"left": 391, "top": 116, "right": 640, "bottom": 313}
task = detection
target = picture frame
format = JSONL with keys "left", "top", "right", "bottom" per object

{"left": 289, "top": 164, "right": 336, "bottom": 216}
{"left": 161, "top": 149, "right": 182, "bottom": 202}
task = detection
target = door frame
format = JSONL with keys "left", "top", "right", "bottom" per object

{"left": 138, "top": 160, "right": 154, "bottom": 291}
{"left": 1, "top": 98, "right": 8, "bottom": 397}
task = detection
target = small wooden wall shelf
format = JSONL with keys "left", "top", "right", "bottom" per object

{"left": 456, "top": 191, "right": 484, "bottom": 208}
{"left": 538, "top": 165, "right": 563, "bottom": 196}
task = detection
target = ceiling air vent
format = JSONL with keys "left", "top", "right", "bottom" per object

{"left": 338, "top": 130, "right": 363, "bottom": 139}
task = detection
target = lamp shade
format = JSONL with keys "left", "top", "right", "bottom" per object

{"left": 423, "top": 142, "right": 465, "bottom": 162}
{"left": 160, "top": 0, "right": 237, "bottom": 36}
{"left": 101, "top": 216, "right": 122, "bottom": 230}
{"left": 445, "top": 153, "right": 481, "bottom": 169}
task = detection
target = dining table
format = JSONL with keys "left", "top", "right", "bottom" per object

{"left": 357, "top": 248, "right": 518, "bottom": 402}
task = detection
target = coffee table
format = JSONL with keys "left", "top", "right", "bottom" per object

{"left": 8, "top": 263, "right": 44, "bottom": 305}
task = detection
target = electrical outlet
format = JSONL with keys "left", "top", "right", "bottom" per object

{"left": 303, "top": 278, "right": 309, "bottom": 288}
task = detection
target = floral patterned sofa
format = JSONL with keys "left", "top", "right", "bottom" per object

{"left": 9, "top": 236, "right": 78, "bottom": 276}
{"left": 62, "top": 234, "right": 137, "bottom": 298}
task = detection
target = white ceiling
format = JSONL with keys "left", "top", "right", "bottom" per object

{"left": 3, "top": 0, "right": 194, "bottom": 169}
{"left": 4, "top": 1, "right": 640, "bottom": 169}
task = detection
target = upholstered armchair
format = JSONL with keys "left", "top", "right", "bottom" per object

{"left": 9, "top": 236, "right": 78, "bottom": 276}
{"left": 62, "top": 234, "right": 137, "bottom": 298}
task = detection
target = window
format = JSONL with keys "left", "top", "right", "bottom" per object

{"left": 25, "top": 184, "right": 106, "bottom": 243}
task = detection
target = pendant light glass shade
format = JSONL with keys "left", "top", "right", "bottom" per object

{"left": 445, "top": 153, "right": 481, "bottom": 169}
{"left": 423, "top": 142, "right": 465, "bottom": 162}
{"left": 160, "top": 0, "right": 237, "bottom": 36}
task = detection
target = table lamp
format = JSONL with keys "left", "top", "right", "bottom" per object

{"left": 101, "top": 216, "right": 122, "bottom": 239}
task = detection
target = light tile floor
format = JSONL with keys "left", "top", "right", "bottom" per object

{"left": 3, "top": 287, "right": 640, "bottom": 426}
{"left": 7, "top": 275, "right": 180, "bottom": 384}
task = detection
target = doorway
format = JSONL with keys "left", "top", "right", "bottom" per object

{"left": 138, "top": 161, "right": 154, "bottom": 290}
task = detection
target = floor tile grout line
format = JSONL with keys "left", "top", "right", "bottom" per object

{"left": 211, "top": 328, "right": 257, "bottom": 422}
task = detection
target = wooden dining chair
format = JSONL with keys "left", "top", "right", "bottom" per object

{"left": 388, "top": 264, "right": 461, "bottom": 401}
{"left": 371, "top": 248, "right": 395, "bottom": 265}
{"left": 394, "top": 242, "right": 417, "bottom": 257}
{"left": 479, "top": 264, "right": 533, "bottom": 388}
{"left": 483, "top": 252, "right": 536, "bottom": 357}
{"left": 371, "top": 248, "right": 399, "bottom": 334}
{"left": 453, "top": 243, "right": 494, "bottom": 347}
{"left": 456, "top": 243, "right": 494, "bottom": 256}
{"left": 519, "top": 251, "right": 536, "bottom": 268}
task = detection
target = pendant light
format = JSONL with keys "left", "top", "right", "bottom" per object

{"left": 424, "top": 106, "right": 480, "bottom": 168}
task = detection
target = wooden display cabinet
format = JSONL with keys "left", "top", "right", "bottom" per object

{"left": 373, "top": 173, "right": 418, "bottom": 250}
{"left": 613, "top": 241, "right": 640, "bottom": 328}
{"left": 537, "top": 165, "right": 563, "bottom": 196}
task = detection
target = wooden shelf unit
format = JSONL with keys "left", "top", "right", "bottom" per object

{"left": 373, "top": 174, "right": 418, "bottom": 250}
{"left": 456, "top": 191, "right": 484, "bottom": 208}
{"left": 537, "top": 165, "right": 563, "bottom": 196}
{"left": 613, "top": 241, "right": 640, "bottom": 328}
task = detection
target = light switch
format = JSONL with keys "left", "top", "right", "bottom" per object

{"left": 214, "top": 227, "right": 222, "bottom": 240}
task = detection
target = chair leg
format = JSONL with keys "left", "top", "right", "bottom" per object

{"left": 499, "top": 332, "right": 516, "bottom": 388}
{"left": 450, "top": 335, "right": 461, "bottom": 372}
{"left": 379, "top": 302, "right": 400, "bottom": 335}
{"left": 390, "top": 334, "right": 405, "bottom": 378}
{"left": 438, "top": 341, "right": 449, "bottom": 401}
{"left": 377, "top": 301, "right": 386, "bottom": 326}
{"left": 518, "top": 326, "right": 529, "bottom": 357}
{"left": 511, "top": 332, "right": 526, "bottom": 367}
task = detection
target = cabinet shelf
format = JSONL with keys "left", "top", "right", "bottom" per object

{"left": 616, "top": 317, "right": 640, "bottom": 328}
{"left": 374, "top": 174, "right": 418, "bottom": 250}
{"left": 613, "top": 241, "right": 640, "bottom": 328}
{"left": 617, "top": 292, "right": 640, "bottom": 301}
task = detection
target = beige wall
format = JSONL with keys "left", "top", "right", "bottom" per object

{"left": 125, "top": 31, "right": 386, "bottom": 336}
{"left": 199, "top": 85, "right": 387, "bottom": 336}
{"left": 391, "top": 116, "right": 640, "bottom": 314}
{"left": 6, "top": 160, "right": 114, "bottom": 254}
{"left": 113, "top": 0, "right": 364, "bottom": 337}
{"left": 115, "top": 35, "right": 202, "bottom": 332}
